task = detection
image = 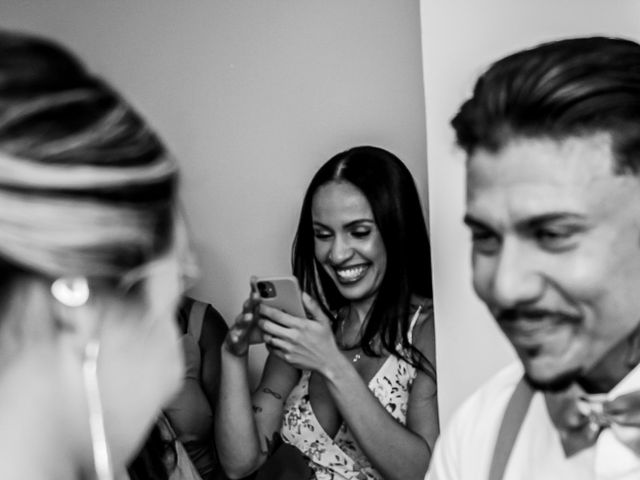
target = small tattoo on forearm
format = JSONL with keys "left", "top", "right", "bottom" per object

{"left": 252, "top": 405, "right": 263, "bottom": 413}
{"left": 263, "top": 387, "right": 283, "bottom": 400}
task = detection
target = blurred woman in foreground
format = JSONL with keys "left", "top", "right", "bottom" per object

{"left": 0, "top": 30, "right": 190, "bottom": 480}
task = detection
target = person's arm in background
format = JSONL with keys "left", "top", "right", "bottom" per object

{"left": 199, "top": 304, "right": 228, "bottom": 421}
{"left": 214, "top": 298, "right": 300, "bottom": 479}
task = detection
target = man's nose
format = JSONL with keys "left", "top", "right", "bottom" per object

{"left": 488, "top": 240, "right": 544, "bottom": 309}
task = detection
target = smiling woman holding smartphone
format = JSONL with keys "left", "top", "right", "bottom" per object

{"left": 215, "top": 146, "right": 438, "bottom": 480}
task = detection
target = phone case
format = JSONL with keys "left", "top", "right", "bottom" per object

{"left": 252, "top": 275, "right": 306, "bottom": 318}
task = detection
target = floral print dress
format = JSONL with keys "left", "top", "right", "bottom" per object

{"left": 279, "top": 305, "right": 427, "bottom": 480}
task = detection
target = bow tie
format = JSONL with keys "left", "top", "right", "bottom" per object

{"left": 545, "top": 385, "right": 640, "bottom": 457}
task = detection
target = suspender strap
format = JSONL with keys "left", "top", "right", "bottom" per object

{"left": 488, "top": 377, "right": 534, "bottom": 480}
{"left": 188, "top": 300, "right": 207, "bottom": 343}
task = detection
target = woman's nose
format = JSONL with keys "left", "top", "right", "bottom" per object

{"left": 327, "top": 237, "right": 353, "bottom": 264}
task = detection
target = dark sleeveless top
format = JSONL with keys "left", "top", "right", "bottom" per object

{"left": 164, "top": 297, "right": 228, "bottom": 480}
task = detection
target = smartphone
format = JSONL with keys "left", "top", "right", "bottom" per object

{"left": 251, "top": 275, "right": 306, "bottom": 318}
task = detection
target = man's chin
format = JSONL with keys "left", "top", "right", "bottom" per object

{"left": 523, "top": 367, "right": 582, "bottom": 392}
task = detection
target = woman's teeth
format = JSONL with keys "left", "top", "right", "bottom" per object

{"left": 335, "top": 265, "right": 367, "bottom": 283}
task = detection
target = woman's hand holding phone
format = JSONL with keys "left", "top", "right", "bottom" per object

{"left": 224, "top": 275, "right": 341, "bottom": 373}
{"left": 258, "top": 293, "right": 342, "bottom": 375}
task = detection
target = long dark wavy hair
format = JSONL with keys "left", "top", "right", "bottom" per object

{"left": 292, "top": 146, "right": 434, "bottom": 375}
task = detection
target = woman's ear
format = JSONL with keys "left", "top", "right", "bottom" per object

{"left": 50, "top": 277, "right": 101, "bottom": 349}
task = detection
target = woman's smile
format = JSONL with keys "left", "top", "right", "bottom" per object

{"left": 333, "top": 263, "right": 370, "bottom": 284}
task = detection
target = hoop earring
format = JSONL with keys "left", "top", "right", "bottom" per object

{"left": 51, "top": 277, "right": 90, "bottom": 307}
{"left": 83, "top": 340, "right": 114, "bottom": 480}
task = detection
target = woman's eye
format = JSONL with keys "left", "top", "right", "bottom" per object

{"left": 351, "top": 229, "right": 371, "bottom": 239}
{"left": 313, "top": 231, "right": 332, "bottom": 240}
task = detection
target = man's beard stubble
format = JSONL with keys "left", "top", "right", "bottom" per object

{"left": 523, "top": 368, "right": 582, "bottom": 393}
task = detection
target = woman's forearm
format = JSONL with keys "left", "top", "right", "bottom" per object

{"left": 214, "top": 347, "right": 263, "bottom": 479}
{"left": 321, "top": 356, "right": 431, "bottom": 480}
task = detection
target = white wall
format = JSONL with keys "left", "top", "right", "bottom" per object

{"left": 421, "top": 0, "right": 640, "bottom": 424}
{"left": 1, "top": 1, "right": 429, "bottom": 382}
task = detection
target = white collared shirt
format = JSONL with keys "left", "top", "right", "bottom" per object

{"left": 426, "top": 362, "right": 640, "bottom": 480}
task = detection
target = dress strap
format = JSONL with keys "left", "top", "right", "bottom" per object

{"left": 407, "top": 301, "right": 427, "bottom": 345}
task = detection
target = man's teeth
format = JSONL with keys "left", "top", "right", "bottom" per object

{"left": 336, "top": 265, "right": 367, "bottom": 280}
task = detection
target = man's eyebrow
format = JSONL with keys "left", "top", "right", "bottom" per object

{"left": 462, "top": 214, "right": 487, "bottom": 229}
{"left": 522, "top": 213, "right": 586, "bottom": 229}
{"left": 463, "top": 212, "right": 585, "bottom": 230}
{"left": 519, "top": 212, "right": 585, "bottom": 229}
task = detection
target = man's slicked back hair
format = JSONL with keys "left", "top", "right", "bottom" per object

{"left": 452, "top": 37, "right": 640, "bottom": 173}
